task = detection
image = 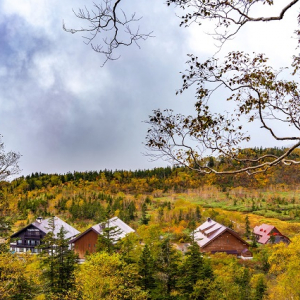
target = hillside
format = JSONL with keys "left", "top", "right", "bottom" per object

{"left": 2, "top": 148, "right": 300, "bottom": 299}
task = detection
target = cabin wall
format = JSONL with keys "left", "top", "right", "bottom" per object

{"left": 202, "top": 231, "right": 248, "bottom": 255}
{"left": 10, "top": 225, "right": 45, "bottom": 253}
{"left": 73, "top": 230, "right": 98, "bottom": 259}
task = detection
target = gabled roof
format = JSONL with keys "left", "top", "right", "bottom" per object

{"left": 11, "top": 216, "right": 80, "bottom": 240}
{"left": 70, "top": 217, "right": 135, "bottom": 243}
{"left": 193, "top": 218, "right": 248, "bottom": 248}
{"left": 253, "top": 224, "right": 274, "bottom": 236}
{"left": 253, "top": 224, "right": 289, "bottom": 244}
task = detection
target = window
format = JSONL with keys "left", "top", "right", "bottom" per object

{"left": 17, "top": 239, "right": 22, "bottom": 244}
{"left": 31, "top": 240, "right": 35, "bottom": 245}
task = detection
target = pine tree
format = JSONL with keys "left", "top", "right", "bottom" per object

{"left": 177, "top": 242, "right": 213, "bottom": 299}
{"left": 253, "top": 275, "right": 267, "bottom": 300}
{"left": 40, "top": 218, "right": 78, "bottom": 297}
{"left": 251, "top": 232, "right": 258, "bottom": 248}
{"left": 195, "top": 206, "right": 201, "bottom": 222}
{"left": 235, "top": 268, "right": 251, "bottom": 300}
{"left": 245, "top": 215, "right": 251, "bottom": 239}
{"left": 140, "top": 202, "right": 149, "bottom": 225}
{"left": 96, "top": 217, "right": 123, "bottom": 254}
{"left": 138, "top": 244, "right": 156, "bottom": 291}
{"left": 118, "top": 232, "right": 139, "bottom": 264}
{"left": 154, "top": 237, "right": 181, "bottom": 299}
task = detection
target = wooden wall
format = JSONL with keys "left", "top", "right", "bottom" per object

{"left": 202, "top": 230, "right": 248, "bottom": 255}
{"left": 73, "top": 230, "right": 98, "bottom": 259}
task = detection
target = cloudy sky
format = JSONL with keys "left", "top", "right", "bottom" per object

{"left": 0, "top": 0, "right": 299, "bottom": 177}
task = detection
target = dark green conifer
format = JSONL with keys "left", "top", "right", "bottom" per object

{"left": 40, "top": 218, "right": 78, "bottom": 297}
{"left": 154, "top": 237, "right": 181, "bottom": 299}
{"left": 253, "top": 275, "right": 267, "bottom": 300}
{"left": 138, "top": 244, "right": 156, "bottom": 291}
{"left": 245, "top": 215, "right": 251, "bottom": 239}
{"left": 177, "top": 242, "right": 213, "bottom": 299}
{"left": 140, "top": 202, "right": 149, "bottom": 225}
{"left": 96, "top": 216, "right": 123, "bottom": 254}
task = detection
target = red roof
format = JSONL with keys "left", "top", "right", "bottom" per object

{"left": 253, "top": 224, "right": 287, "bottom": 244}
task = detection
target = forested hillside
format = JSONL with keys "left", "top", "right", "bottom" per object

{"left": 1, "top": 147, "right": 300, "bottom": 299}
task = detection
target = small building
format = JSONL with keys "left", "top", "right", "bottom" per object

{"left": 10, "top": 216, "right": 80, "bottom": 253}
{"left": 253, "top": 224, "right": 290, "bottom": 244}
{"left": 70, "top": 217, "right": 135, "bottom": 259}
{"left": 193, "top": 218, "right": 252, "bottom": 259}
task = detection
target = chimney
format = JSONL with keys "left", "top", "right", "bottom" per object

{"left": 207, "top": 217, "right": 211, "bottom": 222}
{"left": 36, "top": 217, "right": 43, "bottom": 224}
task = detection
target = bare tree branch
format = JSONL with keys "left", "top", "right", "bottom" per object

{"left": 63, "top": 0, "right": 153, "bottom": 66}
{"left": 167, "top": 0, "right": 299, "bottom": 45}
{"left": 145, "top": 52, "right": 300, "bottom": 175}
{"left": 0, "top": 137, "right": 21, "bottom": 181}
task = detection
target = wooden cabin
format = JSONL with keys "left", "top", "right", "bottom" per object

{"left": 70, "top": 217, "right": 135, "bottom": 259}
{"left": 193, "top": 218, "right": 252, "bottom": 259}
{"left": 253, "top": 224, "right": 290, "bottom": 244}
{"left": 10, "top": 216, "right": 80, "bottom": 253}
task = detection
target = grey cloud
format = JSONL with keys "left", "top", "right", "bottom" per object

{"left": 0, "top": 1, "right": 227, "bottom": 176}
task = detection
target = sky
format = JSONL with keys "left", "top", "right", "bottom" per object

{"left": 0, "top": 0, "right": 299, "bottom": 177}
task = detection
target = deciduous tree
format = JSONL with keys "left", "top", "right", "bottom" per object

{"left": 74, "top": 252, "right": 148, "bottom": 300}
{"left": 66, "top": 0, "right": 300, "bottom": 175}
{"left": 0, "top": 136, "right": 20, "bottom": 181}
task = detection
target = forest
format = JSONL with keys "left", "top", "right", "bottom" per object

{"left": 1, "top": 147, "right": 300, "bottom": 299}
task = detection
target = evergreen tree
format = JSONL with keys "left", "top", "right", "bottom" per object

{"left": 235, "top": 268, "right": 251, "bottom": 300}
{"left": 251, "top": 232, "right": 258, "bottom": 248}
{"left": 253, "top": 275, "right": 267, "bottom": 300}
{"left": 245, "top": 215, "right": 251, "bottom": 239}
{"left": 138, "top": 244, "right": 156, "bottom": 292}
{"left": 259, "top": 248, "right": 271, "bottom": 273}
{"left": 195, "top": 206, "right": 201, "bottom": 222}
{"left": 40, "top": 218, "right": 78, "bottom": 297}
{"left": 177, "top": 242, "right": 213, "bottom": 300}
{"left": 154, "top": 237, "right": 181, "bottom": 299}
{"left": 140, "top": 202, "right": 149, "bottom": 225}
{"left": 118, "top": 232, "right": 140, "bottom": 264}
{"left": 158, "top": 207, "right": 164, "bottom": 223}
{"left": 96, "top": 217, "right": 123, "bottom": 254}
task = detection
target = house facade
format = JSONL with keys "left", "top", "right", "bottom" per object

{"left": 194, "top": 218, "right": 252, "bottom": 259}
{"left": 70, "top": 217, "right": 135, "bottom": 259}
{"left": 253, "top": 224, "right": 290, "bottom": 244}
{"left": 10, "top": 216, "right": 80, "bottom": 253}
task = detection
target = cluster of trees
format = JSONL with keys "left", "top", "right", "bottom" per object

{"left": 4, "top": 147, "right": 300, "bottom": 198}
{"left": 0, "top": 222, "right": 266, "bottom": 300}
{"left": 4, "top": 219, "right": 300, "bottom": 300}
{"left": 2, "top": 157, "right": 300, "bottom": 239}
